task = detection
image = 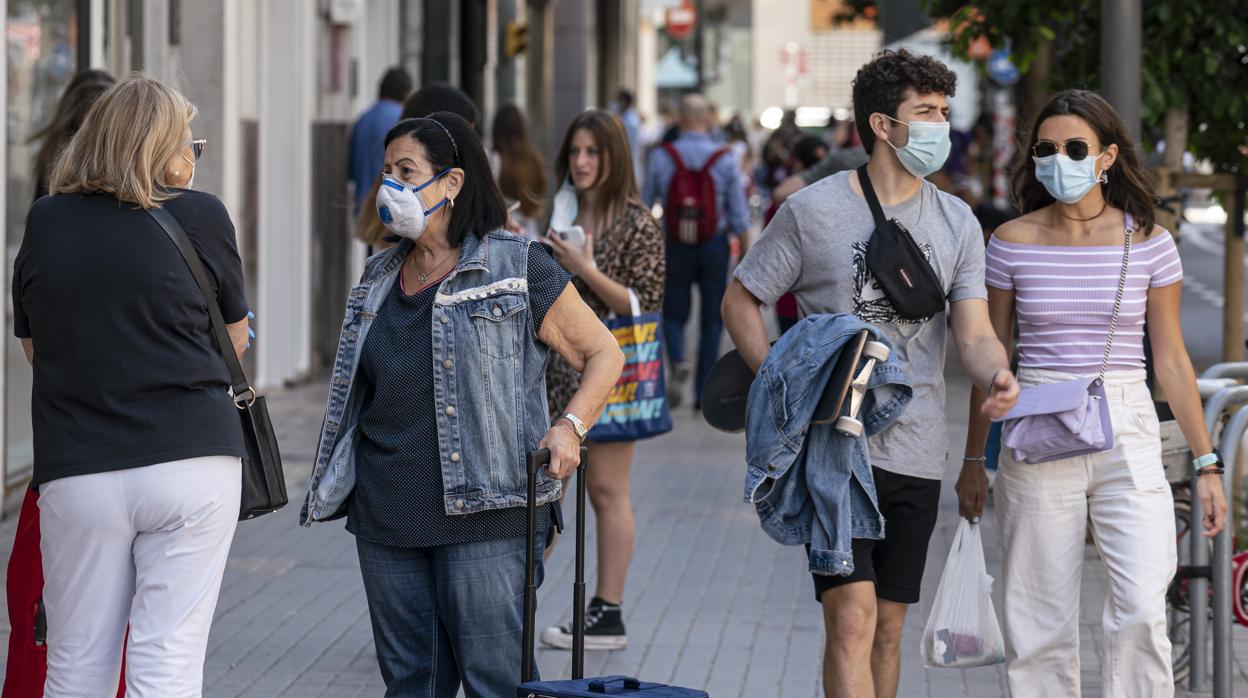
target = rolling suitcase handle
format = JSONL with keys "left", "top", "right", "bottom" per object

{"left": 522, "top": 447, "right": 589, "bottom": 684}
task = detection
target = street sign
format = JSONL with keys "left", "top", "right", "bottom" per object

{"left": 987, "top": 49, "right": 1020, "bottom": 86}
{"left": 666, "top": 1, "right": 697, "bottom": 41}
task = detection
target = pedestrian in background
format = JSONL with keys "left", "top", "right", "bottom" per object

{"left": 491, "top": 103, "right": 547, "bottom": 240}
{"left": 28, "top": 69, "right": 114, "bottom": 202}
{"left": 643, "top": 93, "right": 749, "bottom": 411}
{"left": 960, "top": 89, "right": 1227, "bottom": 697}
{"left": 770, "top": 114, "right": 869, "bottom": 205}
{"left": 4, "top": 67, "right": 118, "bottom": 698}
{"left": 539, "top": 109, "right": 666, "bottom": 651}
{"left": 349, "top": 67, "right": 412, "bottom": 215}
{"left": 302, "top": 112, "right": 623, "bottom": 696}
{"left": 15, "top": 75, "right": 251, "bottom": 696}
{"left": 612, "top": 88, "right": 644, "bottom": 182}
{"left": 355, "top": 82, "right": 481, "bottom": 250}
{"left": 724, "top": 49, "right": 1018, "bottom": 697}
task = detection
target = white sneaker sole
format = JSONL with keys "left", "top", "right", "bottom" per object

{"left": 539, "top": 627, "right": 628, "bottom": 651}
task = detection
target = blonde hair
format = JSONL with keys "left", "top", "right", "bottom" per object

{"left": 50, "top": 74, "right": 197, "bottom": 209}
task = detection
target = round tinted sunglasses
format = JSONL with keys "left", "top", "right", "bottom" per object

{"left": 1033, "top": 139, "right": 1098, "bottom": 161}
{"left": 191, "top": 138, "right": 207, "bottom": 160}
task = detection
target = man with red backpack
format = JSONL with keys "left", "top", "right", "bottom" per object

{"left": 641, "top": 93, "right": 750, "bottom": 410}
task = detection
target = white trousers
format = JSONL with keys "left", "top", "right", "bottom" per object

{"left": 38, "top": 456, "right": 241, "bottom": 698}
{"left": 997, "top": 369, "right": 1177, "bottom": 698}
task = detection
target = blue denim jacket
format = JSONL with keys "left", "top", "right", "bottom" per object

{"left": 300, "top": 231, "right": 560, "bottom": 526}
{"left": 744, "top": 314, "right": 912, "bottom": 576}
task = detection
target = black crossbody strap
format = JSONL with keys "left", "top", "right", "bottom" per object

{"left": 856, "top": 164, "right": 887, "bottom": 226}
{"left": 147, "top": 206, "right": 251, "bottom": 397}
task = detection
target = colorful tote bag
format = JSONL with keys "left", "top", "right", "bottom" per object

{"left": 587, "top": 290, "right": 674, "bottom": 443}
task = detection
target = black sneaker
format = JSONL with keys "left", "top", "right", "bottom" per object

{"left": 539, "top": 597, "right": 627, "bottom": 650}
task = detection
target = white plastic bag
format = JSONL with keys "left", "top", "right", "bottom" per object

{"left": 921, "top": 519, "right": 1006, "bottom": 668}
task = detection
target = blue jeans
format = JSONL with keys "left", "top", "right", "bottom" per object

{"left": 664, "top": 234, "right": 730, "bottom": 405}
{"left": 355, "top": 534, "right": 544, "bottom": 697}
{"left": 985, "top": 421, "right": 1003, "bottom": 471}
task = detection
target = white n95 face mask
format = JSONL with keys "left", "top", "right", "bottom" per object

{"left": 375, "top": 169, "right": 451, "bottom": 241}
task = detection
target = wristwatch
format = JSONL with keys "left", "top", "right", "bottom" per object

{"left": 561, "top": 413, "right": 588, "bottom": 442}
{"left": 1193, "top": 450, "right": 1221, "bottom": 473}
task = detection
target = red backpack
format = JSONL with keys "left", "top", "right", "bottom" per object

{"left": 662, "top": 143, "right": 730, "bottom": 245}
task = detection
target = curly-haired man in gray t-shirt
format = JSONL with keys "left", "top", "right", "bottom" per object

{"left": 724, "top": 50, "right": 1020, "bottom": 698}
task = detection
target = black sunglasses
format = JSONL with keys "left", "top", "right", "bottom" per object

{"left": 1033, "top": 139, "right": 1097, "bottom": 161}
{"left": 191, "top": 139, "right": 207, "bottom": 160}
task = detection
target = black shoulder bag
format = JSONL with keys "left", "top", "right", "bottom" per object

{"left": 148, "top": 206, "right": 288, "bottom": 520}
{"left": 858, "top": 164, "right": 946, "bottom": 320}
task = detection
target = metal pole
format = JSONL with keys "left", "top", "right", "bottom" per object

{"left": 1212, "top": 406, "right": 1248, "bottom": 697}
{"left": 526, "top": 0, "right": 554, "bottom": 157}
{"left": 692, "top": 0, "right": 704, "bottom": 91}
{"left": 1223, "top": 176, "right": 1247, "bottom": 362}
{"left": 1192, "top": 385, "right": 1248, "bottom": 689}
{"left": 1100, "top": 0, "right": 1142, "bottom": 144}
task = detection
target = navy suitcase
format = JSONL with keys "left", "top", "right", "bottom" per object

{"left": 517, "top": 450, "right": 709, "bottom": 698}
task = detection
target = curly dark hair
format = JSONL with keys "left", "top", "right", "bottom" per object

{"left": 852, "top": 49, "right": 957, "bottom": 154}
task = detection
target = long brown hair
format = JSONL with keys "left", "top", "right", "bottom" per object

{"left": 492, "top": 104, "right": 547, "bottom": 219}
{"left": 1011, "top": 89, "right": 1156, "bottom": 235}
{"left": 31, "top": 70, "right": 114, "bottom": 194}
{"left": 551, "top": 109, "right": 642, "bottom": 232}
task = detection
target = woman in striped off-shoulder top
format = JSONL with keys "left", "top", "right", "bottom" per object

{"left": 960, "top": 90, "right": 1227, "bottom": 697}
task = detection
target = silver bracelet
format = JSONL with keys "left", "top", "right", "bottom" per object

{"left": 961, "top": 456, "right": 987, "bottom": 463}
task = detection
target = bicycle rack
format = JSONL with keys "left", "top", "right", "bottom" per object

{"left": 1210, "top": 406, "right": 1248, "bottom": 696}
{"left": 1189, "top": 379, "right": 1248, "bottom": 694}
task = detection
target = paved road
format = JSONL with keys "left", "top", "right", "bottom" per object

{"left": 1177, "top": 217, "right": 1247, "bottom": 369}
{"left": 2, "top": 364, "right": 1244, "bottom": 696}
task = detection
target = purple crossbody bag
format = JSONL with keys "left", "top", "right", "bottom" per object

{"left": 994, "top": 216, "right": 1134, "bottom": 465}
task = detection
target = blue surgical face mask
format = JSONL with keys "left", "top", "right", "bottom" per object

{"left": 1033, "top": 152, "right": 1107, "bottom": 204}
{"left": 376, "top": 168, "right": 452, "bottom": 241}
{"left": 884, "top": 116, "right": 951, "bottom": 178}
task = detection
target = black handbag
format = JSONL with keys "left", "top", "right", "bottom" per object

{"left": 858, "top": 164, "right": 946, "bottom": 320}
{"left": 148, "top": 206, "right": 288, "bottom": 521}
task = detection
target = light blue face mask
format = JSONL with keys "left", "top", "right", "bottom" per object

{"left": 1033, "top": 152, "right": 1107, "bottom": 204}
{"left": 884, "top": 116, "right": 951, "bottom": 178}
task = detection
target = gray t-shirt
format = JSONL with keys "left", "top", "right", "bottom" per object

{"left": 735, "top": 170, "right": 986, "bottom": 480}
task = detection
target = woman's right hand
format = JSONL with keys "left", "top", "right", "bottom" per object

{"left": 538, "top": 421, "right": 583, "bottom": 479}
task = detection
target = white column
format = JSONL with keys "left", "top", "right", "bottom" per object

{"left": 257, "top": 0, "right": 315, "bottom": 387}
{"left": 89, "top": 0, "right": 107, "bottom": 68}
{"left": 0, "top": 0, "right": 9, "bottom": 499}
{"left": 141, "top": 0, "right": 169, "bottom": 80}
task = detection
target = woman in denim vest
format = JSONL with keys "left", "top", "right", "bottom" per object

{"left": 539, "top": 110, "right": 666, "bottom": 651}
{"left": 301, "top": 113, "right": 623, "bottom": 696}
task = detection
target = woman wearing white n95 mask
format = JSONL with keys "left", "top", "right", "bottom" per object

{"left": 960, "top": 89, "right": 1226, "bottom": 697}
{"left": 301, "top": 113, "right": 623, "bottom": 696}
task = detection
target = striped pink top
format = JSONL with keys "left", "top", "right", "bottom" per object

{"left": 985, "top": 228, "right": 1183, "bottom": 372}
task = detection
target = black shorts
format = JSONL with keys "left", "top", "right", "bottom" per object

{"left": 812, "top": 466, "right": 941, "bottom": 605}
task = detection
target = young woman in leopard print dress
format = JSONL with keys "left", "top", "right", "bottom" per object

{"left": 540, "top": 109, "right": 665, "bottom": 651}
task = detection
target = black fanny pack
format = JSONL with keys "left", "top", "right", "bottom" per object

{"left": 859, "top": 164, "right": 945, "bottom": 320}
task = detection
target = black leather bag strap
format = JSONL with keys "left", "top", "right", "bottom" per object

{"left": 147, "top": 206, "right": 251, "bottom": 398}
{"left": 856, "top": 164, "right": 887, "bottom": 226}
